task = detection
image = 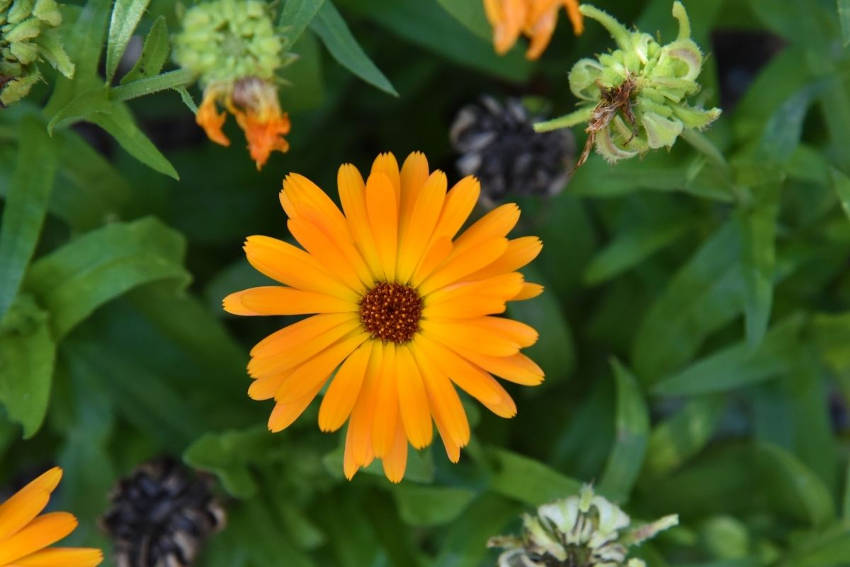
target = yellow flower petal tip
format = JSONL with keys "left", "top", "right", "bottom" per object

{"left": 196, "top": 77, "right": 291, "bottom": 170}
{"left": 0, "top": 467, "right": 102, "bottom": 567}
{"left": 224, "top": 151, "right": 545, "bottom": 483}
{"left": 484, "top": 0, "right": 584, "bottom": 59}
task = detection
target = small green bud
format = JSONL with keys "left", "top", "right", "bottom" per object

{"left": 0, "top": 0, "right": 73, "bottom": 105}
{"left": 489, "top": 485, "right": 678, "bottom": 567}
{"left": 535, "top": 1, "right": 720, "bottom": 166}
{"left": 172, "top": 0, "right": 286, "bottom": 89}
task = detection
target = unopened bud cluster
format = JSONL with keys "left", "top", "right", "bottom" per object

{"left": 489, "top": 485, "right": 678, "bottom": 567}
{"left": 0, "top": 0, "right": 74, "bottom": 105}
{"left": 536, "top": 2, "right": 720, "bottom": 165}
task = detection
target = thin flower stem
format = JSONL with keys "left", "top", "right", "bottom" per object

{"left": 534, "top": 107, "right": 593, "bottom": 133}
{"left": 110, "top": 69, "right": 197, "bottom": 103}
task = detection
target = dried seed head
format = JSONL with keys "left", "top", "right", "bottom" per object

{"left": 101, "top": 458, "right": 225, "bottom": 567}
{"left": 488, "top": 485, "right": 678, "bottom": 567}
{"left": 450, "top": 96, "right": 575, "bottom": 204}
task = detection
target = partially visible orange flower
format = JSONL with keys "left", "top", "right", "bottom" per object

{"left": 197, "top": 77, "right": 291, "bottom": 171}
{"left": 484, "top": 0, "right": 584, "bottom": 60}
{"left": 0, "top": 467, "right": 102, "bottom": 567}
{"left": 224, "top": 152, "right": 545, "bottom": 483}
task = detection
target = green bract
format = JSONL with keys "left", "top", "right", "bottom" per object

{"left": 536, "top": 2, "right": 720, "bottom": 164}
{"left": 172, "top": 0, "right": 285, "bottom": 89}
{"left": 489, "top": 485, "right": 678, "bottom": 567}
{"left": 0, "top": 0, "right": 74, "bottom": 106}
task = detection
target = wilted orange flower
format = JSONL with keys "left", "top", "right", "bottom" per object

{"left": 196, "top": 77, "right": 291, "bottom": 170}
{"left": 224, "top": 152, "right": 545, "bottom": 482}
{"left": 484, "top": 0, "right": 584, "bottom": 60}
{"left": 0, "top": 467, "right": 102, "bottom": 567}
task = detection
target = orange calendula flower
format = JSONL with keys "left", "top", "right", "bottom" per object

{"left": 197, "top": 77, "right": 291, "bottom": 171}
{"left": 224, "top": 152, "right": 545, "bottom": 483}
{"left": 0, "top": 467, "right": 103, "bottom": 567}
{"left": 484, "top": 0, "right": 584, "bottom": 60}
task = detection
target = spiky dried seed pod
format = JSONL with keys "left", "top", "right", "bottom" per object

{"left": 450, "top": 96, "right": 575, "bottom": 205}
{"left": 101, "top": 458, "right": 225, "bottom": 567}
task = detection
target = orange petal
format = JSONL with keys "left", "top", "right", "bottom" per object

{"left": 462, "top": 351, "right": 545, "bottom": 386}
{"left": 512, "top": 282, "right": 544, "bottom": 300}
{"left": 466, "top": 236, "right": 542, "bottom": 281}
{"left": 196, "top": 91, "right": 229, "bottom": 147}
{"left": 423, "top": 295, "right": 507, "bottom": 319}
{"left": 365, "top": 172, "right": 399, "bottom": 281}
{"left": 344, "top": 344, "right": 384, "bottom": 478}
{"left": 318, "top": 341, "right": 373, "bottom": 432}
{"left": 371, "top": 344, "right": 398, "bottom": 458}
{"left": 396, "top": 346, "right": 433, "bottom": 449}
{"left": 247, "top": 371, "right": 291, "bottom": 401}
{"left": 338, "top": 164, "right": 383, "bottom": 278}
{"left": 382, "top": 424, "right": 409, "bottom": 483}
{"left": 411, "top": 343, "right": 470, "bottom": 451}
{"left": 13, "top": 547, "right": 103, "bottom": 567}
{"left": 287, "top": 218, "right": 369, "bottom": 292}
{"left": 453, "top": 203, "right": 520, "bottom": 254}
{"left": 0, "top": 512, "right": 78, "bottom": 565}
{"left": 419, "top": 237, "right": 508, "bottom": 295}
{"left": 397, "top": 171, "right": 447, "bottom": 284}
{"left": 223, "top": 286, "right": 355, "bottom": 316}
{"left": 486, "top": 0, "right": 526, "bottom": 54}
{"left": 275, "top": 332, "right": 369, "bottom": 404}
{"left": 369, "top": 153, "right": 401, "bottom": 203}
{"left": 563, "top": 0, "right": 584, "bottom": 35}
{"left": 416, "top": 336, "right": 517, "bottom": 418}
{"left": 470, "top": 317, "right": 539, "bottom": 347}
{"left": 267, "top": 385, "right": 320, "bottom": 433}
{"left": 248, "top": 316, "right": 360, "bottom": 379}
{"left": 250, "top": 312, "right": 357, "bottom": 358}
{"left": 425, "top": 272, "right": 525, "bottom": 307}
{"left": 243, "top": 235, "right": 359, "bottom": 300}
{"left": 0, "top": 468, "right": 61, "bottom": 541}
{"left": 420, "top": 319, "right": 520, "bottom": 357}
{"left": 431, "top": 176, "right": 481, "bottom": 244}
{"left": 411, "top": 237, "right": 453, "bottom": 286}
{"left": 233, "top": 108, "right": 290, "bottom": 170}
{"left": 398, "top": 152, "right": 431, "bottom": 238}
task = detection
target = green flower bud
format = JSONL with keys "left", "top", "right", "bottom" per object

{"left": 0, "top": 0, "right": 73, "bottom": 106}
{"left": 535, "top": 2, "right": 720, "bottom": 166}
{"left": 172, "top": 0, "right": 286, "bottom": 89}
{"left": 488, "top": 485, "right": 678, "bottom": 567}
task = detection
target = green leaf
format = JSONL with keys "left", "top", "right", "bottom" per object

{"left": 755, "top": 443, "right": 835, "bottom": 526}
{"left": 0, "top": 116, "right": 57, "bottom": 321}
{"left": 25, "top": 217, "right": 189, "bottom": 339}
{"left": 830, "top": 167, "right": 850, "bottom": 222}
{"left": 488, "top": 447, "right": 582, "bottom": 506}
{"left": 310, "top": 1, "right": 397, "bottom": 96}
{"left": 781, "top": 524, "right": 850, "bottom": 567}
{"left": 47, "top": 86, "right": 110, "bottom": 134}
{"left": 120, "top": 15, "right": 170, "bottom": 84}
{"left": 0, "top": 294, "right": 56, "bottom": 438}
{"left": 643, "top": 397, "right": 725, "bottom": 478}
{"left": 841, "top": 0, "right": 850, "bottom": 46}
{"left": 584, "top": 220, "right": 690, "bottom": 286}
{"left": 280, "top": 0, "right": 327, "bottom": 47}
{"left": 89, "top": 102, "right": 179, "bottom": 179}
{"left": 281, "top": 32, "right": 325, "bottom": 112}
{"left": 652, "top": 314, "right": 805, "bottom": 397}
{"left": 739, "top": 185, "right": 779, "bottom": 347}
{"left": 435, "top": 0, "right": 491, "bottom": 40}
{"left": 184, "top": 427, "right": 283, "bottom": 498}
{"left": 756, "top": 81, "right": 826, "bottom": 164}
{"left": 598, "top": 360, "right": 649, "bottom": 504}
{"left": 506, "top": 266, "right": 575, "bottom": 382}
{"left": 110, "top": 69, "right": 196, "bottom": 102}
{"left": 342, "top": 0, "right": 533, "bottom": 83}
{"left": 632, "top": 221, "right": 744, "bottom": 381}
{"left": 393, "top": 484, "right": 477, "bottom": 526}
{"left": 322, "top": 442, "right": 435, "bottom": 483}
{"left": 106, "top": 0, "right": 152, "bottom": 82}
{"left": 434, "top": 494, "right": 521, "bottom": 567}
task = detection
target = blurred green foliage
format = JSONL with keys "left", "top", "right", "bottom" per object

{"left": 2, "top": 0, "right": 850, "bottom": 565}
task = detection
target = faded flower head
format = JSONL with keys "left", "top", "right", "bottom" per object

{"left": 101, "top": 458, "right": 225, "bottom": 567}
{"left": 173, "top": 0, "right": 293, "bottom": 169}
{"left": 0, "top": 0, "right": 74, "bottom": 106}
{"left": 535, "top": 2, "right": 720, "bottom": 166}
{"left": 450, "top": 96, "right": 574, "bottom": 204}
{"left": 489, "top": 485, "right": 678, "bottom": 567}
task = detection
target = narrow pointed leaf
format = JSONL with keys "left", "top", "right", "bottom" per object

{"left": 106, "top": 0, "right": 152, "bottom": 81}
{"left": 280, "top": 0, "right": 327, "bottom": 47}
{"left": 120, "top": 15, "right": 170, "bottom": 84}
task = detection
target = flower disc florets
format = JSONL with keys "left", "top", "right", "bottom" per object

{"left": 536, "top": 2, "right": 721, "bottom": 165}
{"left": 0, "top": 0, "right": 74, "bottom": 106}
{"left": 489, "top": 485, "right": 678, "bottom": 567}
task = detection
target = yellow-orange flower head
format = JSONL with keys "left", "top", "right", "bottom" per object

{"left": 224, "top": 152, "right": 545, "bottom": 482}
{"left": 0, "top": 468, "right": 103, "bottom": 567}
{"left": 484, "top": 0, "right": 584, "bottom": 60}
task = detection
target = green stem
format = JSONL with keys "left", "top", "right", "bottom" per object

{"left": 110, "top": 69, "right": 196, "bottom": 102}
{"left": 534, "top": 107, "right": 593, "bottom": 133}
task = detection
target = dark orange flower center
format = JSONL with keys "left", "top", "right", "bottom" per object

{"left": 359, "top": 282, "right": 422, "bottom": 344}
